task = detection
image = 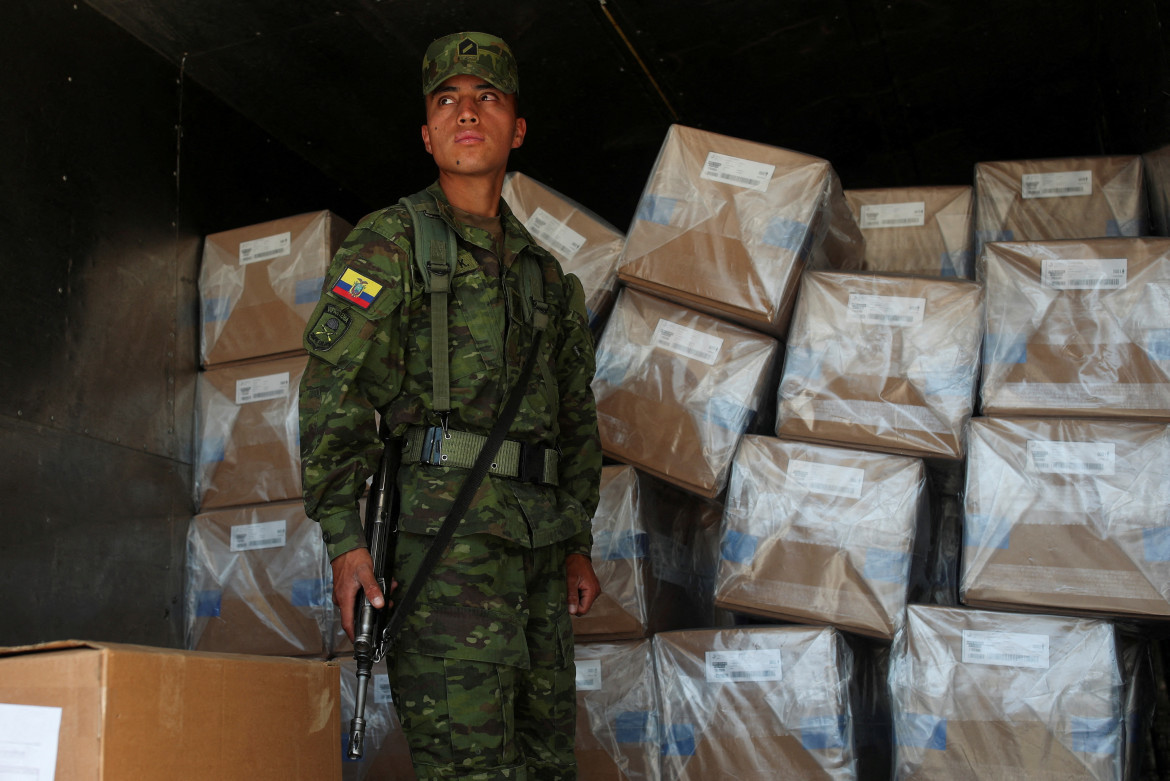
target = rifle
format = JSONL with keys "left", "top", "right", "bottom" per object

{"left": 346, "top": 425, "right": 400, "bottom": 760}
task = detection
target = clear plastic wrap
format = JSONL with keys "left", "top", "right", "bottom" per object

{"left": 501, "top": 171, "right": 624, "bottom": 331}
{"left": 654, "top": 625, "right": 858, "bottom": 780}
{"left": 776, "top": 271, "right": 984, "bottom": 460}
{"left": 962, "top": 416, "right": 1170, "bottom": 619}
{"left": 714, "top": 435, "right": 927, "bottom": 640}
{"left": 184, "top": 499, "right": 331, "bottom": 656}
{"left": 973, "top": 155, "right": 1145, "bottom": 265}
{"left": 574, "top": 640, "right": 661, "bottom": 781}
{"left": 618, "top": 124, "right": 863, "bottom": 338}
{"left": 593, "top": 288, "right": 779, "bottom": 498}
{"left": 194, "top": 354, "right": 307, "bottom": 510}
{"left": 1143, "top": 144, "right": 1170, "bottom": 237}
{"left": 890, "top": 604, "right": 1124, "bottom": 781}
{"left": 980, "top": 238, "right": 1170, "bottom": 419}
{"left": 199, "top": 210, "right": 351, "bottom": 367}
{"left": 844, "top": 186, "right": 974, "bottom": 278}
{"left": 337, "top": 658, "right": 417, "bottom": 780}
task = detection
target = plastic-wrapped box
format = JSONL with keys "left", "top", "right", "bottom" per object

{"left": 776, "top": 271, "right": 984, "bottom": 460}
{"left": 575, "top": 640, "right": 661, "bottom": 781}
{"left": 200, "top": 210, "right": 351, "bottom": 367}
{"left": 973, "top": 155, "right": 1145, "bottom": 263}
{"left": 593, "top": 288, "right": 779, "bottom": 498}
{"left": 962, "top": 416, "right": 1170, "bottom": 619}
{"left": 338, "top": 659, "right": 416, "bottom": 781}
{"left": 981, "top": 238, "right": 1170, "bottom": 420}
{"left": 890, "top": 604, "right": 1124, "bottom": 781}
{"left": 654, "top": 626, "right": 859, "bottom": 780}
{"left": 194, "top": 354, "right": 306, "bottom": 509}
{"left": 715, "top": 435, "right": 927, "bottom": 640}
{"left": 618, "top": 124, "right": 863, "bottom": 338}
{"left": 844, "top": 186, "right": 974, "bottom": 278}
{"left": 501, "top": 171, "right": 623, "bottom": 330}
{"left": 1144, "top": 144, "right": 1170, "bottom": 237}
{"left": 185, "top": 500, "right": 331, "bottom": 657}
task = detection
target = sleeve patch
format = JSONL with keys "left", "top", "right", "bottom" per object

{"left": 330, "top": 267, "right": 383, "bottom": 309}
{"left": 306, "top": 302, "right": 353, "bottom": 352}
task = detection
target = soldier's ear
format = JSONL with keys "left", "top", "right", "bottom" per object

{"left": 511, "top": 117, "right": 526, "bottom": 150}
{"left": 421, "top": 124, "right": 433, "bottom": 155}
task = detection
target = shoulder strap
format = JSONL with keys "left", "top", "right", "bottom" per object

{"left": 400, "top": 190, "right": 457, "bottom": 417}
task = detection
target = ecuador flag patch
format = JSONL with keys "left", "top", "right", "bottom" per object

{"left": 330, "top": 268, "right": 382, "bottom": 309}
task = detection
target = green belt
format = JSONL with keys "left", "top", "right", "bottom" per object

{"left": 402, "top": 426, "right": 559, "bottom": 486}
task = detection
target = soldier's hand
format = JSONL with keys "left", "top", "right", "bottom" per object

{"left": 565, "top": 553, "right": 601, "bottom": 617}
{"left": 331, "top": 547, "right": 386, "bottom": 641}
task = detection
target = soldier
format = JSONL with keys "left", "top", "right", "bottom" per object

{"left": 299, "top": 31, "right": 602, "bottom": 780}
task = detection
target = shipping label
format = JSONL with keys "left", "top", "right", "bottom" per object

{"left": 706, "top": 649, "right": 783, "bottom": 683}
{"left": 1021, "top": 170, "right": 1092, "bottom": 199}
{"left": 859, "top": 201, "right": 926, "bottom": 229}
{"left": 239, "top": 231, "right": 292, "bottom": 264}
{"left": 236, "top": 371, "right": 290, "bottom": 405}
{"left": 652, "top": 319, "right": 723, "bottom": 365}
{"left": 1042, "top": 258, "right": 1127, "bottom": 290}
{"left": 525, "top": 207, "right": 587, "bottom": 260}
{"left": 788, "top": 459, "right": 865, "bottom": 499}
{"left": 961, "top": 629, "right": 1050, "bottom": 669}
{"left": 846, "top": 294, "right": 926, "bottom": 327}
{"left": 700, "top": 152, "right": 775, "bottom": 192}
{"left": 1026, "top": 440, "right": 1116, "bottom": 476}
{"left": 576, "top": 659, "right": 603, "bottom": 691}
{"left": 373, "top": 674, "right": 393, "bottom": 704}
{"left": 230, "top": 519, "right": 287, "bottom": 551}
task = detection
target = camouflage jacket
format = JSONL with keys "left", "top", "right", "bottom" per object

{"left": 300, "top": 182, "right": 601, "bottom": 560}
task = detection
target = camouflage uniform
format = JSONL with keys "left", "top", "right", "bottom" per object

{"left": 300, "top": 182, "right": 601, "bottom": 779}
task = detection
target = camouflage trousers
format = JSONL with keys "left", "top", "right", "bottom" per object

{"left": 387, "top": 531, "right": 578, "bottom": 780}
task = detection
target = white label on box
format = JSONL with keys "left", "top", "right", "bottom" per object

{"left": 846, "top": 294, "right": 926, "bottom": 326}
{"left": 1022, "top": 170, "right": 1092, "bottom": 199}
{"left": 525, "top": 207, "right": 587, "bottom": 260}
{"left": 373, "top": 674, "right": 393, "bottom": 705}
{"left": 230, "top": 519, "right": 287, "bottom": 551}
{"left": 962, "top": 630, "right": 1050, "bottom": 669}
{"left": 235, "top": 371, "right": 290, "bottom": 405}
{"left": 239, "top": 231, "right": 292, "bottom": 264}
{"left": 706, "top": 649, "right": 783, "bottom": 683}
{"left": 788, "top": 459, "right": 865, "bottom": 499}
{"left": 859, "top": 201, "right": 926, "bottom": 229}
{"left": 0, "top": 703, "right": 62, "bottom": 780}
{"left": 1027, "top": 440, "right": 1116, "bottom": 476}
{"left": 576, "top": 659, "right": 603, "bottom": 691}
{"left": 700, "top": 152, "right": 775, "bottom": 192}
{"left": 652, "top": 319, "right": 723, "bottom": 365}
{"left": 1042, "top": 258, "right": 1127, "bottom": 290}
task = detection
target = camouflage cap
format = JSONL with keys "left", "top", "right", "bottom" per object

{"left": 422, "top": 32, "right": 519, "bottom": 95}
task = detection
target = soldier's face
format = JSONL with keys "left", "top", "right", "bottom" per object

{"left": 421, "top": 74, "right": 526, "bottom": 178}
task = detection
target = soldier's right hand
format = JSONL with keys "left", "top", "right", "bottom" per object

{"left": 331, "top": 547, "right": 385, "bottom": 641}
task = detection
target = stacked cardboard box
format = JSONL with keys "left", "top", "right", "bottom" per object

{"left": 714, "top": 435, "right": 927, "bottom": 640}
{"left": 890, "top": 605, "right": 1123, "bottom": 781}
{"left": 618, "top": 124, "right": 863, "bottom": 338}
{"left": 845, "top": 185, "right": 974, "bottom": 277}
{"left": 575, "top": 640, "right": 661, "bottom": 781}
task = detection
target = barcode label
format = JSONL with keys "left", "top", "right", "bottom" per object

{"left": 707, "top": 649, "right": 783, "bottom": 683}
{"left": 373, "top": 674, "right": 393, "bottom": 704}
{"left": 576, "top": 659, "right": 603, "bottom": 691}
{"left": 526, "top": 207, "right": 587, "bottom": 260}
{"left": 239, "top": 231, "right": 292, "bottom": 264}
{"left": 230, "top": 520, "right": 287, "bottom": 551}
{"left": 859, "top": 202, "right": 926, "bottom": 229}
{"left": 1042, "top": 258, "right": 1127, "bottom": 290}
{"left": 1027, "top": 440, "right": 1116, "bottom": 476}
{"left": 846, "top": 294, "right": 926, "bottom": 327}
{"left": 788, "top": 459, "right": 865, "bottom": 499}
{"left": 962, "top": 630, "right": 1050, "bottom": 669}
{"left": 700, "top": 152, "right": 775, "bottom": 192}
{"left": 1022, "top": 170, "right": 1092, "bottom": 199}
{"left": 235, "top": 372, "right": 290, "bottom": 405}
{"left": 652, "top": 319, "right": 724, "bottom": 365}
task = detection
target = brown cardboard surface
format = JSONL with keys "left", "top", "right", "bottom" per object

{"left": 980, "top": 238, "right": 1170, "bottom": 420}
{"left": 574, "top": 640, "right": 659, "bottom": 781}
{"left": 845, "top": 185, "right": 974, "bottom": 277}
{"left": 185, "top": 500, "right": 332, "bottom": 656}
{"left": 714, "top": 436, "right": 926, "bottom": 640}
{"left": 776, "top": 271, "right": 984, "bottom": 459}
{"left": 195, "top": 354, "right": 307, "bottom": 509}
{"left": 618, "top": 124, "right": 862, "bottom": 338}
{"left": 200, "top": 210, "right": 351, "bottom": 367}
{"left": 962, "top": 417, "right": 1170, "bottom": 620}
{"left": 0, "top": 640, "right": 340, "bottom": 781}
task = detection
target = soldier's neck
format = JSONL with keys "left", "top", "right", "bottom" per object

{"left": 438, "top": 171, "right": 505, "bottom": 218}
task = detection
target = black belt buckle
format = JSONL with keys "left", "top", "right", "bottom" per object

{"left": 420, "top": 426, "right": 444, "bottom": 466}
{"left": 517, "top": 442, "right": 545, "bottom": 484}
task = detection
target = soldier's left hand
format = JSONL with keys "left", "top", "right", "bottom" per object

{"left": 565, "top": 553, "right": 601, "bottom": 616}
